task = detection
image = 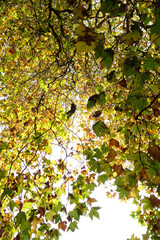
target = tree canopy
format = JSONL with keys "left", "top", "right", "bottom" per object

{"left": 0, "top": 0, "right": 160, "bottom": 239}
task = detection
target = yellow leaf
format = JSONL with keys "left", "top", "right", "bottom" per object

{"left": 127, "top": 187, "right": 139, "bottom": 199}
{"left": 75, "top": 23, "right": 87, "bottom": 37}
{"left": 75, "top": 41, "right": 96, "bottom": 54}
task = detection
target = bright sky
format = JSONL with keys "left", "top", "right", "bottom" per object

{"left": 61, "top": 186, "right": 147, "bottom": 240}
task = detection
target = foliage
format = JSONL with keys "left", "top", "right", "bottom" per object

{"left": 0, "top": 0, "right": 160, "bottom": 239}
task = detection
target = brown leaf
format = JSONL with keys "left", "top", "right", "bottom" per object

{"left": 93, "top": 110, "right": 102, "bottom": 118}
{"left": 87, "top": 197, "right": 97, "bottom": 206}
{"left": 38, "top": 207, "right": 45, "bottom": 217}
{"left": 149, "top": 195, "right": 160, "bottom": 208}
{"left": 118, "top": 79, "right": 127, "bottom": 88}
{"left": 139, "top": 168, "right": 150, "bottom": 182}
{"left": 112, "top": 164, "right": 124, "bottom": 176}
{"left": 153, "top": 108, "right": 160, "bottom": 117}
{"left": 148, "top": 144, "right": 160, "bottom": 162}
{"left": 58, "top": 221, "right": 67, "bottom": 231}
{"left": 81, "top": 170, "right": 87, "bottom": 175}
{"left": 152, "top": 175, "right": 160, "bottom": 184}
{"left": 109, "top": 139, "right": 120, "bottom": 148}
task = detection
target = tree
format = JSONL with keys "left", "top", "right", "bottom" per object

{"left": 0, "top": 0, "right": 160, "bottom": 239}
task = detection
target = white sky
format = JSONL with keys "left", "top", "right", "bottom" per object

{"left": 61, "top": 186, "right": 147, "bottom": 240}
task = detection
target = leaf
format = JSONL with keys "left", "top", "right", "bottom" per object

{"left": 75, "top": 40, "right": 96, "bottom": 54}
{"left": 75, "top": 23, "right": 88, "bottom": 37}
{"left": 87, "top": 94, "right": 99, "bottom": 109}
{"left": 149, "top": 195, "right": 160, "bottom": 208}
{"left": 88, "top": 183, "right": 97, "bottom": 191}
{"left": 148, "top": 144, "right": 160, "bottom": 162}
{"left": 150, "top": 84, "right": 159, "bottom": 94}
{"left": 20, "top": 221, "right": 31, "bottom": 231}
{"left": 107, "top": 148, "right": 117, "bottom": 162}
{"left": 118, "top": 79, "right": 127, "bottom": 88}
{"left": 0, "top": 141, "right": 8, "bottom": 152}
{"left": 112, "top": 164, "right": 124, "bottom": 176}
{"left": 97, "top": 174, "right": 108, "bottom": 184}
{"left": 87, "top": 197, "right": 97, "bottom": 206}
{"left": 127, "top": 187, "right": 139, "bottom": 199}
{"left": 93, "top": 110, "right": 102, "bottom": 118}
{"left": 66, "top": 103, "right": 76, "bottom": 119}
{"left": 58, "top": 221, "right": 67, "bottom": 231}
{"left": 99, "top": 91, "right": 106, "bottom": 107}
{"left": 101, "top": 48, "right": 114, "bottom": 70}
{"left": 109, "top": 139, "right": 120, "bottom": 148}
{"left": 89, "top": 207, "right": 101, "bottom": 220}
{"left": 68, "top": 221, "right": 78, "bottom": 232}
{"left": 68, "top": 209, "right": 82, "bottom": 221}
{"left": 92, "top": 120, "right": 109, "bottom": 137}
{"left": 141, "top": 197, "right": 153, "bottom": 211}
{"left": 74, "top": 5, "right": 88, "bottom": 20}
{"left": 15, "top": 212, "right": 26, "bottom": 227}
{"left": 0, "top": 169, "right": 6, "bottom": 179}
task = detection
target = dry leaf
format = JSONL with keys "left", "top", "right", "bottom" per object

{"left": 38, "top": 207, "right": 45, "bottom": 217}
{"left": 93, "top": 110, "right": 102, "bottom": 118}
{"left": 87, "top": 197, "right": 97, "bottom": 206}
{"left": 149, "top": 195, "right": 160, "bottom": 208}
{"left": 58, "top": 221, "right": 67, "bottom": 231}
{"left": 112, "top": 164, "right": 124, "bottom": 176}
{"left": 148, "top": 144, "right": 160, "bottom": 162}
{"left": 109, "top": 139, "right": 120, "bottom": 148}
{"left": 118, "top": 79, "right": 127, "bottom": 88}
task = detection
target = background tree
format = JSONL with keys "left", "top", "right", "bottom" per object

{"left": 0, "top": 0, "right": 160, "bottom": 239}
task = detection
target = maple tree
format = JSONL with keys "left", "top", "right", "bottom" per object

{"left": 0, "top": 0, "right": 160, "bottom": 239}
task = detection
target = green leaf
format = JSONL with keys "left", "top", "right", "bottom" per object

{"left": 151, "top": 19, "right": 160, "bottom": 35}
{"left": 99, "top": 161, "right": 112, "bottom": 175}
{"left": 38, "top": 223, "right": 50, "bottom": 233}
{"left": 93, "top": 148, "right": 103, "bottom": 159}
{"left": 89, "top": 207, "right": 101, "bottom": 220}
{"left": 101, "top": 143, "right": 109, "bottom": 153}
{"left": 87, "top": 94, "right": 99, "bottom": 109}
{"left": 69, "top": 221, "right": 78, "bottom": 232}
{"left": 131, "top": 124, "right": 141, "bottom": 135}
{"left": 15, "top": 212, "right": 27, "bottom": 227}
{"left": 150, "top": 84, "right": 159, "bottom": 94}
{"left": 148, "top": 168, "right": 156, "bottom": 179}
{"left": 98, "top": 174, "right": 108, "bottom": 184}
{"left": 141, "top": 197, "right": 153, "bottom": 211}
{"left": 95, "top": 44, "right": 104, "bottom": 59}
{"left": 83, "top": 148, "right": 93, "bottom": 160}
{"left": 92, "top": 120, "right": 109, "bottom": 137}
{"left": 99, "top": 91, "right": 106, "bottom": 107}
{"left": 143, "top": 55, "right": 160, "bottom": 71}
{"left": 19, "top": 231, "right": 30, "bottom": 240}
{"left": 0, "top": 169, "right": 6, "bottom": 179}
{"left": 0, "top": 142, "right": 8, "bottom": 152}
{"left": 69, "top": 209, "right": 82, "bottom": 221}
{"left": 77, "top": 175, "right": 84, "bottom": 184}
{"left": 101, "top": 49, "right": 114, "bottom": 70}
{"left": 88, "top": 183, "right": 97, "bottom": 191}
{"left": 66, "top": 103, "right": 76, "bottom": 119}
{"left": 20, "top": 221, "right": 31, "bottom": 231}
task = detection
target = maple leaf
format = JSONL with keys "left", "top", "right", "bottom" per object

{"left": 58, "top": 221, "right": 67, "bottom": 231}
